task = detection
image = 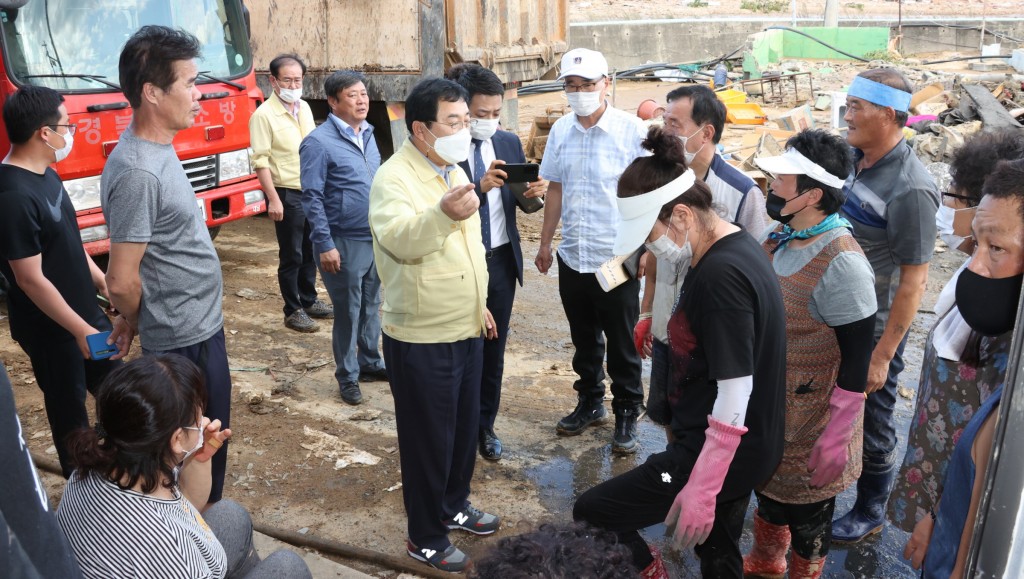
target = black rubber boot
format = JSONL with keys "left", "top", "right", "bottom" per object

{"left": 831, "top": 461, "right": 897, "bottom": 543}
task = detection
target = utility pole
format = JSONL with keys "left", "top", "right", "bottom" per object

{"left": 824, "top": 0, "right": 839, "bottom": 27}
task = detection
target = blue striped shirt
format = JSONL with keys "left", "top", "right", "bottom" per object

{"left": 540, "top": 104, "right": 647, "bottom": 273}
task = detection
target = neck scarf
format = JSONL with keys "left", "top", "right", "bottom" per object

{"left": 767, "top": 212, "right": 852, "bottom": 253}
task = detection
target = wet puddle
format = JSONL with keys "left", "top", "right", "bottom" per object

{"left": 523, "top": 366, "right": 922, "bottom": 577}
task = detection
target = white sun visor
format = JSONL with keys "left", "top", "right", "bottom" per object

{"left": 755, "top": 148, "right": 847, "bottom": 189}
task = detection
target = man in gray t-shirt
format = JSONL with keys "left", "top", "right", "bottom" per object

{"left": 102, "top": 127, "right": 223, "bottom": 350}
{"left": 103, "top": 26, "right": 232, "bottom": 503}
{"left": 832, "top": 69, "right": 939, "bottom": 543}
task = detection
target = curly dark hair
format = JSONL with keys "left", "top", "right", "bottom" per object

{"left": 66, "top": 355, "right": 207, "bottom": 494}
{"left": 467, "top": 522, "right": 639, "bottom": 578}
{"left": 949, "top": 129, "right": 1024, "bottom": 206}
{"left": 785, "top": 128, "right": 852, "bottom": 215}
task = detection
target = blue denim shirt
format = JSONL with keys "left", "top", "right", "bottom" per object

{"left": 299, "top": 114, "right": 380, "bottom": 250}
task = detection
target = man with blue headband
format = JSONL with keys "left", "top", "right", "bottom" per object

{"left": 832, "top": 69, "right": 940, "bottom": 543}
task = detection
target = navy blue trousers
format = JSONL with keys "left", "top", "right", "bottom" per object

{"left": 384, "top": 334, "right": 483, "bottom": 551}
{"left": 480, "top": 244, "right": 517, "bottom": 431}
{"left": 147, "top": 328, "right": 232, "bottom": 503}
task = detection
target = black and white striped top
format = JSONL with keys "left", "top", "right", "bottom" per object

{"left": 56, "top": 471, "right": 227, "bottom": 578}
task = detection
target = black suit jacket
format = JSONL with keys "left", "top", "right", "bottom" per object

{"left": 459, "top": 129, "right": 526, "bottom": 285}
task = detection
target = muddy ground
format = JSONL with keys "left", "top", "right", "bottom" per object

{"left": 2, "top": 67, "right": 980, "bottom": 577}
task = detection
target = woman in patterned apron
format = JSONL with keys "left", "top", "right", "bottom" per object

{"left": 745, "top": 130, "right": 878, "bottom": 578}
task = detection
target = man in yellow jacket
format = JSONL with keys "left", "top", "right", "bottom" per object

{"left": 368, "top": 77, "right": 499, "bottom": 574}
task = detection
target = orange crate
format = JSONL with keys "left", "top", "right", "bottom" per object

{"left": 726, "top": 102, "right": 767, "bottom": 125}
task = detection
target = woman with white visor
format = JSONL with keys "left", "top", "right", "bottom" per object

{"left": 744, "top": 129, "right": 877, "bottom": 578}
{"left": 572, "top": 126, "right": 786, "bottom": 578}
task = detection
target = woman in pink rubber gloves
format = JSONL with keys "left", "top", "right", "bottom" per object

{"left": 744, "top": 129, "right": 876, "bottom": 579}
{"left": 573, "top": 126, "right": 787, "bottom": 578}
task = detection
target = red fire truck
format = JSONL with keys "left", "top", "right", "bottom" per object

{"left": 0, "top": 0, "right": 265, "bottom": 256}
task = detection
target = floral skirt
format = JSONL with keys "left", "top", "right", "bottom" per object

{"left": 888, "top": 324, "right": 1010, "bottom": 533}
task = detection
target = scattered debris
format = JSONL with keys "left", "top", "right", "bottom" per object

{"left": 349, "top": 409, "right": 382, "bottom": 422}
{"left": 301, "top": 426, "right": 380, "bottom": 469}
{"left": 235, "top": 288, "right": 268, "bottom": 300}
{"left": 384, "top": 482, "right": 402, "bottom": 492}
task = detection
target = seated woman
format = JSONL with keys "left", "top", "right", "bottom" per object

{"left": 56, "top": 354, "right": 311, "bottom": 579}
{"left": 902, "top": 159, "right": 1024, "bottom": 577}
{"left": 890, "top": 130, "right": 1024, "bottom": 533}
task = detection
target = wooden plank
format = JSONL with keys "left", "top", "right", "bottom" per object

{"left": 962, "top": 84, "right": 1024, "bottom": 132}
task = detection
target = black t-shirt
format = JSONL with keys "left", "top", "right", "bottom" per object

{"left": 666, "top": 230, "right": 786, "bottom": 500}
{"left": 0, "top": 165, "right": 108, "bottom": 343}
{"left": 0, "top": 366, "right": 83, "bottom": 578}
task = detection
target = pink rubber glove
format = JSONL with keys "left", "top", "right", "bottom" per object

{"left": 665, "top": 415, "right": 747, "bottom": 550}
{"left": 807, "top": 385, "right": 864, "bottom": 488}
{"left": 634, "top": 317, "right": 653, "bottom": 358}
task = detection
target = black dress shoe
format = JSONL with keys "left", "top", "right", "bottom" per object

{"left": 359, "top": 367, "right": 389, "bottom": 382}
{"left": 339, "top": 381, "right": 363, "bottom": 405}
{"left": 479, "top": 428, "right": 503, "bottom": 461}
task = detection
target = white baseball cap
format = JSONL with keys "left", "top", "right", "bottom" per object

{"left": 557, "top": 48, "right": 609, "bottom": 81}
{"left": 613, "top": 169, "right": 696, "bottom": 255}
{"left": 755, "top": 148, "right": 847, "bottom": 189}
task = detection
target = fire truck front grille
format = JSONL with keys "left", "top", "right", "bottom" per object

{"left": 183, "top": 155, "right": 217, "bottom": 193}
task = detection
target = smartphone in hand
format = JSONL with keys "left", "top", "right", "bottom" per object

{"left": 86, "top": 331, "right": 117, "bottom": 360}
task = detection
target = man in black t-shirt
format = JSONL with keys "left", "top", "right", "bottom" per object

{"left": 0, "top": 86, "right": 129, "bottom": 478}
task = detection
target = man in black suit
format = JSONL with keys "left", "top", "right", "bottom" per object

{"left": 448, "top": 64, "right": 547, "bottom": 461}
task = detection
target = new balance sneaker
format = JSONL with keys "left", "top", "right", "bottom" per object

{"left": 445, "top": 504, "right": 500, "bottom": 535}
{"left": 305, "top": 299, "right": 334, "bottom": 319}
{"left": 407, "top": 541, "right": 469, "bottom": 573}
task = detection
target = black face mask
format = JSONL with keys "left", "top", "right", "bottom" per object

{"left": 765, "top": 190, "right": 809, "bottom": 225}
{"left": 955, "top": 268, "right": 1023, "bottom": 337}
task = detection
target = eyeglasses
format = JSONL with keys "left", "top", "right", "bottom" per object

{"left": 430, "top": 120, "right": 470, "bottom": 132}
{"left": 942, "top": 191, "right": 977, "bottom": 206}
{"left": 275, "top": 76, "right": 303, "bottom": 88}
{"left": 45, "top": 123, "right": 76, "bottom": 136}
{"left": 563, "top": 81, "right": 601, "bottom": 93}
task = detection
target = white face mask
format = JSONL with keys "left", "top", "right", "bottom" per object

{"left": 678, "top": 125, "right": 706, "bottom": 166}
{"left": 566, "top": 91, "right": 603, "bottom": 117}
{"left": 277, "top": 87, "right": 302, "bottom": 104}
{"left": 426, "top": 127, "right": 472, "bottom": 165}
{"left": 45, "top": 127, "right": 73, "bottom": 163}
{"left": 645, "top": 216, "right": 692, "bottom": 268}
{"left": 936, "top": 205, "right": 966, "bottom": 251}
{"left": 470, "top": 117, "right": 500, "bottom": 141}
